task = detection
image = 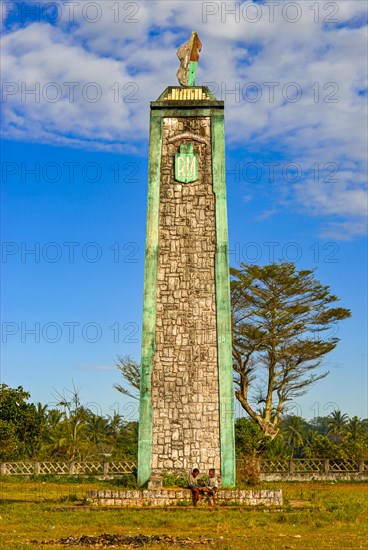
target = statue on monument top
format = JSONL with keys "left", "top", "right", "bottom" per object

{"left": 176, "top": 31, "right": 202, "bottom": 87}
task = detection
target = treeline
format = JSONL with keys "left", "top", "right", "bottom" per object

{"left": 1, "top": 384, "right": 367, "bottom": 462}
{"left": 235, "top": 414, "right": 368, "bottom": 460}
{"left": 0, "top": 384, "right": 138, "bottom": 462}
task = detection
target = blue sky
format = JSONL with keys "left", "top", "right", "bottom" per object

{"left": 1, "top": 0, "right": 367, "bottom": 420}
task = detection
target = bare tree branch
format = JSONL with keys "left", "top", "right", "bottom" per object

{"left": 113, "top": 355, "right": 140, "bottom": 401}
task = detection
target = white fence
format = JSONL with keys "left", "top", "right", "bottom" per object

{"left": 0, "top": 460, "right": 136, "bottom": 476}
{"left": 0, "top": 458, "right": 367, "bottom": 477}
{"left": 253, "top": 458, "right": 367, "bottom": 474}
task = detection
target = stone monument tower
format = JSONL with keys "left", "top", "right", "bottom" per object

{"left": 138, "top": 33, "right": 235, "bottom": 487}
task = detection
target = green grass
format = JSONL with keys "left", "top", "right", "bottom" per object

{"left": 0, "top": 480, "right": 367, "bottom": 549}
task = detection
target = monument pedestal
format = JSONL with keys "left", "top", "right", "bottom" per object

{"left": 86, "top": 488, "right": 283, "bottom": 507}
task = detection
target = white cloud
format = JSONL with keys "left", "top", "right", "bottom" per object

{"left": 1, "top": 22, "right": 146, "bottom": 150}
{"left": 319, "top": 219, "right": 368, "bottom": 241}
{"left": 77, "top": 364, "right": 115, "bottom": 372}
{"left": 1, "top": 0, "right": 367, "bottom": 237}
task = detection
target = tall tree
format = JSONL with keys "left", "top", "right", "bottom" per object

{"left": 0, "top": 384, "right": 39, "bottom": 458}
{"left": 231, "top": 262, "right": 351, "bottom": 439}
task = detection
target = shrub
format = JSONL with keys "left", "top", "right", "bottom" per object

{"left": 162, "top": 473, "right": 188, "bottom": 487}
{"left": 236, "top": 455, "right": 261, "bottom": 486}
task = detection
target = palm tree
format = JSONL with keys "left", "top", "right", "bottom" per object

{"left": 86, "top": 413, "right": 109, "bottom": 446}
{"left": 119, "top": 421, "right": 139, "bottom": 458}
{"left": 29, "top": 403, "right": 49, "bottom": 457}
{"left": 283, "top": 416, "right": 306, "bottom": 455}
{"left": 303, "top": 430, "right": 320, "bottom": 458}
{"left": 40, "top": 411, "right": 67, "bottom": 458}
{"left": 107, "top": 412, "right": 123, "bottom": 443}
{"left": 40, "top": 425, "right": 69, "bottom": 458}
{"left": 347, "top": 416, "right": 365, "bottom": 442}
{"left": 303, "top": 431, "right": 334, "bottom": 458}
{"left": 36, "top": 402, "right": 48, "bottom": 421}
{"left": 308, "top": 416, "right": 329, "bottom": 435}
{"left": 53, "top": 384, "right": 90, "bottom": 459}
{"left": 327, "top": 410, "right": 348, "bottom": 441}
{"left": 47, "top": 408, "right": 63, "bottom": 428}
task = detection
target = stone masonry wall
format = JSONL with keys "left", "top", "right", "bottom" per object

{"left": 150, "top": 116, "right": 220, "bottom": 474}
{"left": 86, "top": 489, "right": 283, "bottom": 508}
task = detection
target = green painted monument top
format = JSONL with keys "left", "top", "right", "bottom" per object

{"left": 150, "top": 34, "right": 224, "bottom": 108}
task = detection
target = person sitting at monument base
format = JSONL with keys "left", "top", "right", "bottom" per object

{"left": 188, "top": 468, "right": 205, "bottom": 506}
{"left": 204, "top": 468, "right": 219, "bottom": 506}
{"left": 188, "top": 468, "right": 220, "bottom": 507}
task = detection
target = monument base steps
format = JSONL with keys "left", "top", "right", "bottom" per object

{"left": 86, "top": 488, "right": 283, "bottom": 507}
